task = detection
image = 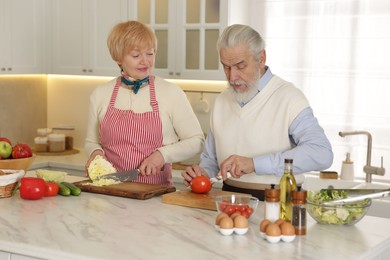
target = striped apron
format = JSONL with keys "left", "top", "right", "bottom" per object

{"left": 99, "top": 76, "right": 172, "bottom": 186}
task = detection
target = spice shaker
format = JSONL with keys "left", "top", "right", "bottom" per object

{"left": 292, "top": 186, "right": 307, "bottom": 235}
{"left": 264, "top": 184, "right": 280, "bottom": 222}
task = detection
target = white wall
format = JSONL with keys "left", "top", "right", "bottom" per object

{"left": 247, "top": 0, "right": 390, "bottom": 182}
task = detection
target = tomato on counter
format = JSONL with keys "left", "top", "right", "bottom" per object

{"left": 19, "top": 177, "right": 46, "bottom": 200}
{"left": 190, "top": 176, "right": 212, "bottom": 194}
{"left": 44, "top": 182, "right": 59, "bottom": 197}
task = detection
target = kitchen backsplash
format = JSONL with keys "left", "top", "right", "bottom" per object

{"left": 0, "top": 75, "right": 224, "bottom": 151}
{"left": 0, "top": 75, "right": 47, "bottom": 145}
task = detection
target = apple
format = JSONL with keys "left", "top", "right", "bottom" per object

{"left": 12, "top": 143, "right": 33, "bottom": 159}
{"left": 0, "top": 137, "right": 12, "bottom": 145}
{"left": 0, "top": 141, "right": 13, "bottom": 159}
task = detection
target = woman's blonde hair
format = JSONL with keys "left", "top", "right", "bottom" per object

{"left": 107, "top": 20, "right": 157, "bottom": 63}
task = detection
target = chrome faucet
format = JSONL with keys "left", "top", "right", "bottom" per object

{"left": 339, "top": 131, "right": 385, "bottom": 183}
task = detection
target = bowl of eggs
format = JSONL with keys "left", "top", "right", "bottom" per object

{"left": 259, "top": 219, "right": 296, "bottom": 243}
{"left": 214, "top": 194, "right": 259, "bottom": 219}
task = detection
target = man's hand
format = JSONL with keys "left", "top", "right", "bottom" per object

{"left": 181, "top": 165, "right": 209, "bottom": 187}
{"left": 218, "top": 155, "right": 255, "bottom": 180}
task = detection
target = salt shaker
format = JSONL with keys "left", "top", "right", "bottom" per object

{"left": 264, "top": 184, "right": 280, "bottom": 222}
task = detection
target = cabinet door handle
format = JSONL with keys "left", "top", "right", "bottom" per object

{"left": 82, "top": 69, "right": 87, "bottom": 72}
{"left": 169, "top": 72, "right": 173, "bottom": 75}
{"left": 88, "top": 69, "right": 93, "bottom": 73}
{"left": 175, "top": 72, "right": 181, "bottom": 76}
{"left": 7, "top": 68, "right": 12, "bottom": 71}
{"left": 1, "top": 68, "right": 5, "bottom": 71}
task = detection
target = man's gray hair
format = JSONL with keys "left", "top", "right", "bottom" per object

{"left": 216, "top": 24, "right": 265, "bottom": 61}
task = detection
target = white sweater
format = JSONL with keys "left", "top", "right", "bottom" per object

{"left": 85, "top": 76, "right": 204, "bottom": 164}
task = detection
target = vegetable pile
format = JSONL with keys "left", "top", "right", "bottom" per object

{"left": 307, "top": 190, "right": 371, "bottom": 225}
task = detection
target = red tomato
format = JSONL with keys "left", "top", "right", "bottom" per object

{"left": 44, "top": 182, "right": 59, "bottom": 197}
{"left": 190, "top": 176, "right": 212, "bottom": 194}
{"left": 12, "top": 143, "right": 33, "bottom": 159}
{"left": 19, "top": 177, "right": 46, "bottom": 200}
{"left": 223, "top": 205, "right": 236, "bottom": 216}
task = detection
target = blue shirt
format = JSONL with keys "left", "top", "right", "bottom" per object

{"left": 199, "top": 67, "right": 333, "bottom": 177}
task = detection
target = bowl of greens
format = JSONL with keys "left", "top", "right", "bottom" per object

{"left": 306, "top": 190, "right": 371, "bottom": 225}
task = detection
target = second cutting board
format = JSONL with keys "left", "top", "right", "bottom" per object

{"left": 161, "top": 189, "right": 248, "bottom": 211}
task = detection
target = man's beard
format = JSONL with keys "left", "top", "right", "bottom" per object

{"left": 227, "top": 77, "right": 260, "bottom": 104}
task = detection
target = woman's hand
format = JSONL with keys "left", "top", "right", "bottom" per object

{"left": 85, "top": 149, "right": 104, "bottom": 177}
{"left": 181, "top": 164, "right": 209, "bottom": 187}
{"left": 139, "top": 150, "right": 165, "bottom": 176}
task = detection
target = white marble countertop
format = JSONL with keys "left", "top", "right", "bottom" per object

{"left": 1, "top": 173, "right": 390, "bottom": 260}
{"left": 1, "top": 150, "right": 388, "bottom": 259}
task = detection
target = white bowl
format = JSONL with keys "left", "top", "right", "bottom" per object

{"left": 281, "top": 235, "right": 296, "bottom": 242}
{"left": 234, "top": 228, "right": 248, "bottom": 235}
{"left": 219, "top": 228, "right": 234, "bottom": 236}
{"left": 266, "top": 235, "right": 281, "bottom": 243}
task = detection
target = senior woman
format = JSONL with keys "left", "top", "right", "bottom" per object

{"left": 85, "top": 20, "right": 204, "bottom": 186}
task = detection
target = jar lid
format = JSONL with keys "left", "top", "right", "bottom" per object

{"left": 265, "top": 184, "right": 280, "bottom": 202}
{"left": 37, "top": 128, "right": 52, "bottom": 135}
{"left": 48, "top": 133, "right": 65, "bottom": 141}
{"left": 34, "top": 136, "right": 48, "bottom": 144}
{"left": 292, "top": 187, "right": 307, "bottom": 204}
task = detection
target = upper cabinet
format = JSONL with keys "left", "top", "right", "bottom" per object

{"left": 0, "top": 0, "right": 46, "bottom": 74}
{"left": 49, "top": 0, "right": 128, "bottom": 76}
{"left": 132, "top": 0, "right": 227, "bottom": 80}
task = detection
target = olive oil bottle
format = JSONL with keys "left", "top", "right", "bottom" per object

{"left": 279, "top": 158, "right": 297, "bottom": 222}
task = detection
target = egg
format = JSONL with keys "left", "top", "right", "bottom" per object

{"left": 275, "top": 218, "right": 285, "bottom": 227}
{"left": 265, "top": 223, "right": 281, "bottom": 236}
{"left": 230, "top": 212, "right": 242, "bottom": 220}
{"left": 259, "top": 219, "right": 271, "bottom": 233}
{"left": 280, "top": 222, "right": 295, "bottom": 236}
{"left": 219, "top": 216, "right": 234, "bottom": 229}
{"left": 234, "top": 215, "right": 248, "bottom": 228}
{"left": 215, "top": 212, "right": 229, "bottom": 225}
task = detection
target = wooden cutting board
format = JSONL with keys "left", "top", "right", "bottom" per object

{"left": 161, "top": 189, "right": 247, "bottom": 211}
{"left": 73, "top": 180, "right": 176, "bottom": 200}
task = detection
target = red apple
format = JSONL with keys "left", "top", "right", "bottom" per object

{"left": 0, "top": 141, "right": 13, "bottom": 159}
{"left": 0, "top": 137, "right": 12, "bottom": 146}
{"left": 12, "top": 143, "right": 33, "bottom": 159}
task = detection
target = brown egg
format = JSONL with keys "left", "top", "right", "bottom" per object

{"left": 234, "top": 215, "right": 248, "bottom": 228}
{"left": 230, "top": 212, "right": 242, "bottom": 220}
{"left": 265, "top": 223, "right": 281, "bottom": 236}
{"left": 215, "top": 213, "right": 229, "bottom": 225}
{"left": 275, "top": 218, "right": 285, "bottom": 227}
{"left": 219, "top": 216, "right": 234, "bottom": 229}
{"left": 280, "top": 222, "right": 295, "bottom": 236}
{"left": 259, "top": 219, "right": 271, "bottom": 232}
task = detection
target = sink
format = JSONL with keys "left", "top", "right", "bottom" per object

{"left": 302, "top": 174, "right": 390, "bottom": 219}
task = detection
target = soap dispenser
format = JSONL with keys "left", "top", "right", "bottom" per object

{"left": 341, "top": 152, "right": 354, "bottom": 180}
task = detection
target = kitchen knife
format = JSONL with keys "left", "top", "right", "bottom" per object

{"left": 98, "top": 169, "right": 140, "bottom": 182}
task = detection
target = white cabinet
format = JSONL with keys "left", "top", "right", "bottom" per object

{"left": 49, "top": 0, "right": 129, "bottom": 76}
{"left": 0, "top": 0, "right": 46, "bottom": 74}
{"left": 131, "top": 0, "right": 230, "bottom": 80}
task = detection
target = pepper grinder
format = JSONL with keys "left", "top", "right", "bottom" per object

{"left": 341, "top": 152, "right": 354, "bottom": 180}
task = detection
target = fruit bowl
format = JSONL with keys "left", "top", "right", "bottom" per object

{"left": 306, "top": 198, "right": 371, "bottom": 225}
{"left": 0, "top": 154, "right": 36, "bottom": 172}
{"left": 214, "top": 194, "right": 259, "bottom": 219}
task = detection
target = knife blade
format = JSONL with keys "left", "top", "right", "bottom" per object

{"left": 98, "top": 169, "right": 140, "bottom": 182}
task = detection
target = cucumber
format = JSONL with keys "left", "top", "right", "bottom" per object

{"left": 58, "top": 183, "right": 71, "bottom": 196}
{"left": 61, "top": 182, "right": 82, "bottom": 196}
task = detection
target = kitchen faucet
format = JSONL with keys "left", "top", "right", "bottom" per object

{"left": 339, "top": 131, "right": 386, "bottom": 183}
